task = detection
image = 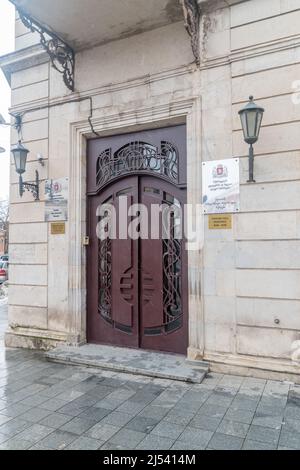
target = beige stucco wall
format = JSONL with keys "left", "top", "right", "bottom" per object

{"left": 2, "top": 0, "right": 300, "bottom": 379}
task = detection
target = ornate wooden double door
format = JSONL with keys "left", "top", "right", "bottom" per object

{"left": 87, "top": 125, "right": 188, "bottom": 354}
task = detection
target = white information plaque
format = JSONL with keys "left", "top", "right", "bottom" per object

{"left": 202, "top": 159, "right": 240, "bottom": 214}
{"left": 45, "top": 177, "right": 69, "bottom": 222}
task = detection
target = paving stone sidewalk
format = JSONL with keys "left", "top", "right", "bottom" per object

{"left": 0, "top": 302, "right": 300, "bottom": 450}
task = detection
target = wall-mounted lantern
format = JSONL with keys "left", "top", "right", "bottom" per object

{"left": 238, "top": 96, "right": 265, "bottom": 183}
{"left": 11, "top": 141, "right": 40, "bottom": 200}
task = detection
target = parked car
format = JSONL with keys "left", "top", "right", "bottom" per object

{"left": 0, "top": 261, "right": 8, "bottom": 284}
{"left": 0, "top": 255, "right": 8, "bottom": 263}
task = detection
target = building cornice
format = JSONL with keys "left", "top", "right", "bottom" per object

{"left": 0, "top": 44, "right": 49, "bottom": 85}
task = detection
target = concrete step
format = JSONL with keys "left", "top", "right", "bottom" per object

{"left": 46, "top": 344, "right": 209, "bottom": 384}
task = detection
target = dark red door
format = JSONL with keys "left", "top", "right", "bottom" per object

{"left": 87, "top": 126, "right": 188, "bottom": 354}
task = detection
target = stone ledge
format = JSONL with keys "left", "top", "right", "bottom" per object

{"left": 5, "top": 327, "right": 81, "bottom": 351}
{"left": 46, "top": 344, "right": 209, "bottom": 384}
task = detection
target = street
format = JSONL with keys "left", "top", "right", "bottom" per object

{"left": 0, "top": 302, "right": 299, "bottom": 450}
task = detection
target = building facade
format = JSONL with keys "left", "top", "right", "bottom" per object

{"left": 1, "top": 0, "right": 300, "bottom": 381}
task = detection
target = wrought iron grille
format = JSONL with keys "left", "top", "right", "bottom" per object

{"left": 96, "top": 141, "right": 179, "bottom": 189}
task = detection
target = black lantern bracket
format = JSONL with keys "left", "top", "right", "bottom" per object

{"left": 181, "top": 0, "right": 201, "bottom": 66}
{"left": 16, "top": 5, "right": 75, "bottom": 92}
{"left": 19, "top": 170, "right": 40, "bottom": 201}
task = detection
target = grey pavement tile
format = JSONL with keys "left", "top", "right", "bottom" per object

{"left": 224, "top": 408, "right": 255, "bottom": 425}
{"left": 66, "top": 436, "right": 103, "bottom": 450}
{"left": 69, "top": 394, "right": 99, "bottom": 408}
{"left": 60, "top": 416, "right": 96, "bottom": 435}
{"left": 281, "top": 417, "right": 300, "bottom": 434}
{"left": 189, "top": 414, "right": 222, "bottom": 432}
{"left": 182, "top": 389, "right": 211, "bottom": 403}
{"left": 136, "top": 435, "right": 174, "bottom": 450}
{"left": 247, "top": 424, "right": 280, "bottom": 445}
{"left": 18, "top": 407, "right": 52, "bottom": 423}
{"left": 259, "top": 396, "right": 287, "bottom": 409}
{"left": 171, "top": 440, "right": 206, "bottom": 450}
{"left": 0, "top": 414, "right": 12, "bottom": 426}
{"left": 77, "top": 406, "right": 110, "bottom": 422}
{"left": 205, "top": 393, "right": 234, "bottom": 407}
{"left": 130, "top": 392, "right": 158, "bottom": 406}
{"left": 163, "top": 410, "right": 194, "bottom": 426}
{"left": 57, "top": 402, "right": 90, "bottom": 417}
{"left": 0, "top": 432, "right": 9, "bottom": 444}
{"left": 101, "top": 411, "right": 134, "bottom": 427}
{"left": 38, "top": 430, "right": 78, "bottom": 450}
{"left": 177, "top": 426, "right": 213, "bottom": 449}
{"left": 110, "top": 428, "right": 146, "bottom": 447}
{"left": 39, "top": 412, "right": 73, "bottom": 429}
{"left": 18, "top": 395, "right": 49, "bottom": 408}
{"left": 86, "top": 385, "right": 115, "bottom": 400}
{"left": 252, "top": 413, "right": 283, "bottom": 430}
{"left": 0, "top": 417, "right": 30, "bottom": 437}
{"left": 284, "top": 404, "right": 300, "bottom": 420}
{"left": 0, "top": 437, "right": 32, "bottom": 450}
{"left": 277, "top": 446, "right": 297, "bottom": 451}
{"left": 116, "top": 401, "right": 147, "bottom": 415}
{"left": 230, "top": 396, "right": 259, "bottom": 412}
{"left": 101, "top": 441, "right": 133, "bottom": 450}
{"left": 85, "top": 423, "right": 120, "bottom": 441}
{"left": 208, "top": 433, "right": 243, "bottom": 450}
{"left": 39, "top": 398, "right": 68, "bottom": 412}
{"left": 55, "top": 389, "right": 85, "bottom": 402}
{"left": 217, "top": 419, "right": 249, "bottom": 438}
{"left": 279, "top": 430, "right": 300, "bottom": 450}
{"left": 150, "top": 421, "right": 185, "bottom": 440}
{"left": 198, "top": 403, "right": 228, "bottom": 419}
{"left": 242, "top": 439, "right": 277, "bottom": 450}
{"left": 15, "top": 423, "right": 53, "bottom": 444}
{"left": 94, "top": 398, "right": 122, "bottom": 411}
{"left": 126, "top": 416, "right": 161, "bottom": 434}
{"left": 0, "top": 403, "right": 32, "bottom": 418}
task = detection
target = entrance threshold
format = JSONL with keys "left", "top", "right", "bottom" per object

{"left": 46, "top": 344, "right": 209, "bottom": 384}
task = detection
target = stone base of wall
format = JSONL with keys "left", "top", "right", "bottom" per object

{"left": 204, "top": 351, "right": 300, "bottom": 385}
{"left": 5, "top": 328, "right": 82, "bottom": 351}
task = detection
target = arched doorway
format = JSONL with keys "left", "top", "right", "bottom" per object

{"left": 87, "top": 125, "right": 188, "bottom": 354}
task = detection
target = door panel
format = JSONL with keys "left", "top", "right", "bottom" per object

{"left": 139, "top": 177, "right": 188, "bottom": 354}
{"left": 87, "top": 177, "right": 139, "bottom": 348}
{"left": 87, "top": 125, "right": 188, "bottom": 354}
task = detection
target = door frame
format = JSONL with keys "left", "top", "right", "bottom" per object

{"left": 68, "top": 95, "right": 204, "bottom": 360}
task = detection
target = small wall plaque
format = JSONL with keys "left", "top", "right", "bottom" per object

{"left": 208, "top": 214, "right": 232, "bottom": 230}
{"left": 51, "top": 222, "right": 66, "bottom": 235}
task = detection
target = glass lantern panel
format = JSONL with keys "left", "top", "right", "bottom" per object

{"left": 240, "top": 112, "right": 248, "bottom": 141}
{"left": 246, "top": 110, "right": 258, "bottom": 139}
{"left": 13, "top": 150, "right": 27, "bottom": 174}
{"left": 256, "top": 111, "right": 263, "bottom": 138}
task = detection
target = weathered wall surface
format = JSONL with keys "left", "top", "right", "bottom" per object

{"left": 3, "top": 0, "right": 300, "bottom": 377}
{"left": 201, "top": 0, "right": 300, "bottom": 372}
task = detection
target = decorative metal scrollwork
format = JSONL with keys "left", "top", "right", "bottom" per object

{"left": 17, "top": 7, "right": 75, "bottom": 91}
{"left": 181, "top": 0, "right": 201, "bottom": 66}
{"left": 96, "top": 141, "right": 179, "bottom": 190}
{"left": 162, "top": 199, "right": 183, "bottom": 333}
{"left": 98, "top": 235, "right": 112, "bottom": 323}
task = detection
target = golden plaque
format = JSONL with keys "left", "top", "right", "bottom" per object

{"left": 208, "top": 214, "right": 232, "bottom": 230}
{"left": 51, "top": 222, "right": 66, "bottom": 235}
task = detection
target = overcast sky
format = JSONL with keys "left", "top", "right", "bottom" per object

{"left": 0, "top": 0, "right": 14, "bottom": 201}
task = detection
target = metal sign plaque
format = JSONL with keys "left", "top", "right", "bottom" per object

{"left": 208, "top": 214, "right": 232, "bottom": 230}
{"left": 202, "top": 159, "right": 240, "bottom": 214}
{"left": 51, "top": 222, "right": 66, "bottom": 235}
